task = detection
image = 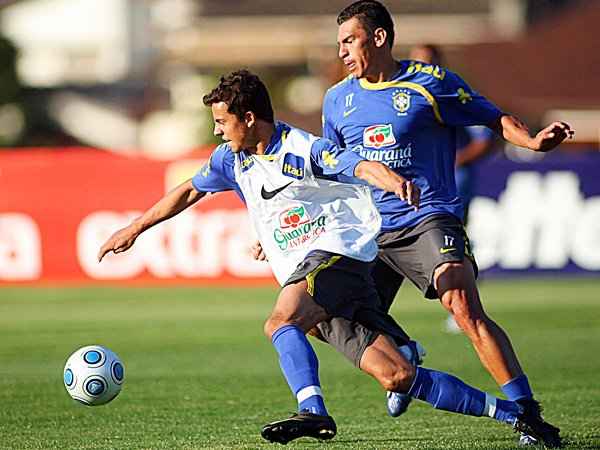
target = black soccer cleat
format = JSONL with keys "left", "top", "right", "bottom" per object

{"left": 513, "top": 399, "right": 562, "bottom": 448}
{"left": 261, "top": 411, "right": 337, "bottom": 445}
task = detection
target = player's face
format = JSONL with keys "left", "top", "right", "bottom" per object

{"left": 210, "top": 102, "right": 250, "bottom": 152}
{"left": 337, "top": 17, "right": 376, "bottom": 78}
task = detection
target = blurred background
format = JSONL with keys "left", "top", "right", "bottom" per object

{"left": 0, "top": 0, "right": 599, "bottom": 285}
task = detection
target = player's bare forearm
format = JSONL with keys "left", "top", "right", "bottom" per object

{"left": 491, "top": 114, "right": 574, "bottom": 152}
{"left": 490, "top": 115, "right": 532, "bottom": 148}
{"left": 97, "top": 179, "right": 205, "bottom": 262}
{"left": 134, "top": 179, "right": 204, "bottom": 233}
{"left": 355, "top": 160, "right": 420, "bottom": 209}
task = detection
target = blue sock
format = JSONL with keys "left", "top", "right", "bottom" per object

{"left": 271, "top": 325, "right": 328, "bottom": 416}
{"left": 408, "top": 367, "right": 521, "bottom": 424}
{"left": 501, "top": 374, "right": 533, "bottom": 401}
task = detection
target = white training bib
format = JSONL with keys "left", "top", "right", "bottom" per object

{"left": 233, "top": 126, "right": 381, "bottom": 285}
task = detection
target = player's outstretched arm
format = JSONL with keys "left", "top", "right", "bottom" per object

{"left": 354, "top": 161, "right": 420, "bottom": 210}
{"left": 492, "top": 115, "right": 574, "bottom": 152}
{"left": 97, "top": 179, "right": 205, "bottom": 262}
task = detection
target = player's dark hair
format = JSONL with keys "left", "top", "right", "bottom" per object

{"left": 337, "top": 0, "right": 395, "bottom": 48}
{"left": 203, "top": 69, "right": 274, "bottom": 123}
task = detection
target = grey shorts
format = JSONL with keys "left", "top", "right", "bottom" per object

{"left": 300, "top": 215, "right": 477, "bottom": 367}
{"left": 285, "top": 250, "right": 411, "bottom": 367}
{"left": 376, "top": 214, "right": 478, "bottom": 303}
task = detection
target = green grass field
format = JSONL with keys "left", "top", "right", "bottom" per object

{"left": 1, "top": 278, "right": 599, "bottom": 450}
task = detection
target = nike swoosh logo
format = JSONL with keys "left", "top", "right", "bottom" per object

{"left": 343, "top": 107, "right": 357, "bottom": 118}
{"left": 261, "top": 181, "right": 293, "bottom": 200}
{"left": 440, "top": 247, "right": 457, "bottom": 254}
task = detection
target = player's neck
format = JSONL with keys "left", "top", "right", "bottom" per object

{"left": 248, "top": 122, "right": 276, "bottom": 155}
{"left": 363, "top": 57, "right": 400, "bottom": 83}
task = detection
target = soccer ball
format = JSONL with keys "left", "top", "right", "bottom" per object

{"left": 63, "top": 345, "right": 124, "bottom": 406}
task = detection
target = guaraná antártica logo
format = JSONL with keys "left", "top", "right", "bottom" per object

{"left": 273, "top": 206, "right": 326, "bottom": 250}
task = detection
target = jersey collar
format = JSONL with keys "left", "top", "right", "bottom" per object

{"left": 258, "top": 121, "right": 290, "bottom": 156}
{"left": 358, "top": 61, "right": 406, "bottom": 90}
{"left": 238, "top": 121, "right": 290, "bottom": 160}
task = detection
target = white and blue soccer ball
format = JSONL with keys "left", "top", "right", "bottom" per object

{"left": 63, "top": 345, "right": 124, "bottom": 406}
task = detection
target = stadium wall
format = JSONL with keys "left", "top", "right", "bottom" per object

{"left": 0, "top": 148, "right": 599, "bottom": 285}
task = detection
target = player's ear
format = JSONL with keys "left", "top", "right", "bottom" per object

{"left": 373, "top": 27, "right": 388, "bottom": 48}
{"left": 245, "top": 111, "right": 256, "bottom": 128}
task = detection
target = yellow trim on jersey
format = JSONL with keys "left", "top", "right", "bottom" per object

{"left": 254, "top": 128, "right": 287, "bottom": 160}
{"left": 305, "top": 255, "right": 342, "bottom": 297}
{"left": 358, "top": 79, "right": 444, "bottom": 124}
{"left": 255, "top": 154, "right": 279, "bottom": 161}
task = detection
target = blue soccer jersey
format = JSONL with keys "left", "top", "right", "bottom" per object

{"left": 191, "top": 121, "right": 366, "bottom": 196}
{"left": 322, "top": 60, "right": 503, "bottom": 230}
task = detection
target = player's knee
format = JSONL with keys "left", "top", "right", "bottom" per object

{"left": 263, "top": 314, "right": 287, "bottom": 339}
{"left": 263, "top": 318, "right": 274, "bottom": 339}
{"left": 379, "top": 363, "right": 415, "bottom": 393}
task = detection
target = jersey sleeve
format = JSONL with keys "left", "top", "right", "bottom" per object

{"left": 191, "top": 145, "right": 238, "bottom": 193}
{"left": 434, "top": 70, "right": 503, "bottom": 127}
{"left": 322, "top": 90, "right": 345, "bottom": 146}
{"left": 465, "top": 124, "right": 495, "bottom": 141}
{"left": 310, "top": 137, "right": 365, "bottom": 179}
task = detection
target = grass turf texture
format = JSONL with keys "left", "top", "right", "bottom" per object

{"left": 1, "top": 278, "right": 599, "bottom": 450}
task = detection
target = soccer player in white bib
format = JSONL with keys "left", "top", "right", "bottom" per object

{"left": 98, "top": 70, "right": 562, "bottom": 446}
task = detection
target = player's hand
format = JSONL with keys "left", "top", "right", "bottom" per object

{"left": 394, "top": 180, "right": 420, "bottom": 210}
{"left": 251, "top": 241, "right": 268, "bottom": 261}
{"left": 530, "top": 121, "right": 574, "bottom": 152}
{"left": 97, "top": 225, "right": 140, "bottom": 262}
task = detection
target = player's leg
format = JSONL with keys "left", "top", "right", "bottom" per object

{"left": 384, "top": 215, "right": 530, "bottom": 395}
{"left": 261, "top": 280, "right": 336, "bottom": 444}
{"left": 312, "top": 254, "right": 421, "bottom": 417}
{"left": 364, "top": 333, "right": 517, "bottom": 421}
{"left": 313, "top": 251, "right": 425, "bottom": 418}
{"left": 434, "top": 258, "right": 524, "bottom": 386}
{"left": 434, "top": 258, "right": 549, "bottom": 446}
{"left": 393, "top": 216, "right": 547, "bottom": 445}
{"left": 262, "top": 250, "right": 411, "bottom": 443}
{"left": 362, "top": 334, "right": 561, "bottom": 447}
{"left": 264, "top": 281, "right": 330, "bottom": 414}
{"left": 288, "top": 250, "right": 416, "bottom": 403}
{"left": 417, "top": 217, "right": 535, "bottom": 400}
{"left": 369, "top": 254, "right": 426, "bottom": 417}
{"left": 263, "top": 251, "right": 380, "bottom": 444}
{"left": 442, "top": 192, "right": 472, "bottom": 333}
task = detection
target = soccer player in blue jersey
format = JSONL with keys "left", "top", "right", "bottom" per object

{"left": 317, "top": 0, "right": 572, "bottom": 446}
{"left": 98, "top": 70, "right": 562, "bottom": 447}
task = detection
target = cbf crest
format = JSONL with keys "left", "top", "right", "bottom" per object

{"left": 392, "top": 90, "right": 410, "bottom": 115}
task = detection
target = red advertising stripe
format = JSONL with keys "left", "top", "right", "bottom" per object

{"left": 0, "top": 148, "right": 275, "bottom": 285}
